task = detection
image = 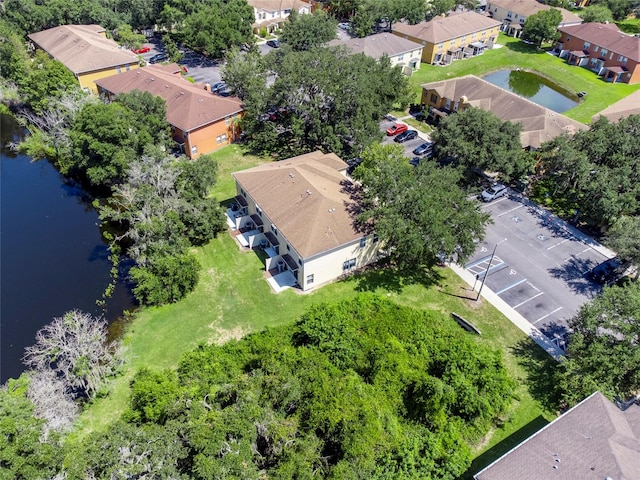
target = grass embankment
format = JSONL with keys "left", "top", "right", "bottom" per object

{"left": 408, "top": 33, "right": 640, "bottom": 124}
{"left": 72, "top": 146, "right": 560, "bottom": 477}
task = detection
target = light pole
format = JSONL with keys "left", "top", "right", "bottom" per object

{"left": 476, "top": 238, "right": 507, "bottom": 301}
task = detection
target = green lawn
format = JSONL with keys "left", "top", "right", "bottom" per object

{"left": 71, "top": 146, "right": 560, "bottom": 477}
{"left": 408, "top": 33, "right": 640, "bottom": 124}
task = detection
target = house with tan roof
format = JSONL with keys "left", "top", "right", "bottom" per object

{"left": 475, "top": 391, "right": 640, "bottom": 480}
{"left": 248, "top": 0, "right": 312, "bottom": 34}
{"left": 554, "top": 22, "right": 640, "bottom": 84}
{"left": 231, "top": 151, "right": 379, "bottom": 292}
{"left": 392, "top": 12, "right": 501, "bottom": 65}
{"left": 421, "top": 75, "right": 586, "bottom": 149}
{"left": 592, "top": 90, "right": 640, "bottom": 122}
{"left": 95, "top": 64, "right": 244, "bottom": 159}
{"left": 28, "top": 24, "right": 140, "bottom": 94}
{"left": 487, "top": 0, "right": 582, "bottom": 38}
{"left": 328, "top": 32, "right": 424, "bottom": 74}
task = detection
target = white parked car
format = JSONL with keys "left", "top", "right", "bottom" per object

{"left": 480, "top": 183, "right": 508, "bottom": 202}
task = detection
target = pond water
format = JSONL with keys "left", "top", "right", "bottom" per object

{"left": 482, "top": 69, "right": 578, "bottom": 113}
{"left": 0, "top": 113, "right": 135, "bottom": 384}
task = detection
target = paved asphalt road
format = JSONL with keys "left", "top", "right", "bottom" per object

{"left": 465, "top": 191, "right": 612, "bottom": 346}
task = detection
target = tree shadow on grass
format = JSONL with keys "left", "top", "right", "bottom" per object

{"left": 503, "top": 40, "right": 544, "bottom": 55}
{"left": 511, "top": 337, "right": 563, "bottom": 413}
{"left": 459, "top": 415, "right": 549, "bottom": 480}
{"left": 348, "top": 259, "right": 445, "bottom": 294}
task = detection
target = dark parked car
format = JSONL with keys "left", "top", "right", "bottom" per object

{"left": 588, "top": 257, "right": 627, "bottom": 285}
{"left": 266, "top": 39, "right": 280, "bottom": 48}
{"left": 148, "top": 53, "right": 168, "bottom": 64}
{"left": 413, "top": 142, "right": 434, "bottom": 156}
{"left": 394, "top": 130, "right": 418, "bottom": 143}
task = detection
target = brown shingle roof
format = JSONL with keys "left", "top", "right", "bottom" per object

{"left": 422, "top": 75, "right": 586, "bottom": 148}
{"left": 94, "top": 65, "right": 244, "bottom": 133}
{"left": 475, "top": 392, "right": 640, "bottom": 480}
{"left": 28, "top": 24, "right": 139, "bottom": 74}
{"left": 233, "top": 151, "right": 362, "bottom": 259}
{"left": 392, "top": 12, "right": 501, "bottom": 43}
{"left": 592, "top": 90, "right": 640, "bottom": 122}
{"left": 488, "top": 0, "right": 582, "bottom": 26}
{"left": 328, "top": 32, "right": 423, "bottom": 60}
{"left": 559, "top": 23, "right": 640, "bottom": 62}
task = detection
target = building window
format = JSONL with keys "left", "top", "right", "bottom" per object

{"left": 116, "top": 66, "right": 122, "bottom": 73}
{"left": 437, "top": 42, "right": 443, "bottom": 49}
{"left": 221, "top": 133, "right": 228, "bottom": 142}
{"left": 271, "top": 224, "right": 277, "bottom": 235}
{"left": 450, "top": 39, "right": 455, "bottom": 46}
{"left": 360, "top": 237, "right": 366, "bottom": 248}
{"left": 593, "top": 45, "right": 599, "bottom": 52}
{"left": 566, "top": 35, "right": 571, "bottom": 41}
{"left": 191, "top": 145, "right": 198, "bottom": 154}
{"left": 256, "top": 205, "right": 262, "bottom": 216}
{"left": 601, "top": 48, "right": 608, "bottom": 56}
{"left": 583, "top": 42, "right": 590, "bottom": 50}
{"left": 306, "top": 274, "right": 314, "bottom": 284}
{"left": 507, "top": 11, "right": 512, "bottom": 17}
{"left": 298, "top": 258, "right": 302, "bottom": 266}
{"left": 343, "top": 258, "right": 356, "bottom": 271}
{"left": 125, "top": 65, "right": 130, "bottom": 71}
{"left": 430, "top": 93, "right": 438, "bottom": 103}
{"left": 472, "top": 33, "right": 476, "bottom": 39}
{"left": 225, "top": 116, "right": 231, "bottom": 125}
{"left": 621, "top": 56, "right": 628, "bottom": 64}
{"left": 398, "top": 53, "right": 404, "bottom": 61}
{"left": 216, "top": 136, "right": 222, "bottom": 144}
{"left": 286, "top": 244, "right": 290, "bottom": 251}
{"left": 461, "top": 36, "right": 466, "bottom": 42}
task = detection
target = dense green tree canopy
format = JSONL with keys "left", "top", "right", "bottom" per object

{"left": 522, "top": 8, "right": 562, "bottom": 46}
{"left": 239, "top": 46, "right": 410, "bottom": 158}
{"left": 578, "top": 4, "right": 614, "bottom": 23}
{"left": 556, "top": 283, "right": 640, "bottom": 406}
{"left": 352, "top": 144, "right": 491, "bottom": 268}
{"left": 179, "top": 0, "right": 254, "bottom": 58}
{"left": 280, "top": 10, "right": 337, "bottom": 51}
{"left": 537, "top": 114, "right": 640, "bottom": 228}
{"left": 604, "top": 216, "right": 640, "bottom": 275}
{"left": 68, "top": 91, "right": 170, "bottom": 189}
{"left": 431, "top": 107, "right": 533, "bottom": 182}
{"left": 66, "top": 295, "right": 514, "bottom": 479}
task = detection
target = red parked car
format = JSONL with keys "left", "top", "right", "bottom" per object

{"left": 131, "top": 46, "right": 151, "bottom": 54}
{"left": 386, "top": 123, "right": 408, "bottom": 136}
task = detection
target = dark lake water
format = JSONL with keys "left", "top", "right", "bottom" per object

{"left": 482, "top": 69, "right": 578, "bottom": 113}
{"left": 0, "top": 113, "right": 135, "bottom": 384}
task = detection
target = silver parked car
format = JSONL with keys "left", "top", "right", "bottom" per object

{"left": 480, "top": 183, "right": 508, "bottom": 202}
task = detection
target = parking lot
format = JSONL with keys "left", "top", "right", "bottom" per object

{"left": 465, "top": 191, "right": 613, "bottom": 346}
{"left": 379, "top": 116, "right": 431, "bottom": 159}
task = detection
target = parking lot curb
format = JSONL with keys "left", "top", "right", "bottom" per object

{"left": 449, "top": 263, "right": 566, "bottom": 362}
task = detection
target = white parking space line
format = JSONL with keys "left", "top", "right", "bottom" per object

{"left": 547, "top": 239, "right": 569, "bottom": 250}
{"left": 581, "top": 247, "right": 592, "bottom": 253}
{"left": 495, "top": 278, "right": 527, "bottom": 295}
{"left": 497, "top": 205, "right": 524, "bottom": 217}
{"left": 534, "top": 307, "right": 563, "bottom": 324}
{"left": 513, "top": 291, "right": 544, "bottom": 309}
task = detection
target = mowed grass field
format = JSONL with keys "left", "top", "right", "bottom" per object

{"left": 72, "top": 145, "right": 560, "bottom": 478}
{"left": 408, "top": 33, "right": 640, "bottom": 124}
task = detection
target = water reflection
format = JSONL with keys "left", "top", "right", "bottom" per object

{"left": 483, "top": 69, "right": 578, "bottom": 113}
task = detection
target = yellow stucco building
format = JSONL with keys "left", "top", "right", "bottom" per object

{"left": 392, "top": 12, "right": 501, "bottom": 65}
{"left": 28, "top": 24, "right": 140, "bottom": 94}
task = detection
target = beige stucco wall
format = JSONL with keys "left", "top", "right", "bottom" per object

{"left": 235, "top": 182, "right": 380, "bottom": 291}
{"left": 388, "top": 47, "right": 424, "bottom": 71}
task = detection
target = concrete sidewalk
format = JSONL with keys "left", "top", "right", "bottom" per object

{"left": 449, "top": 263, "right": 566, "bottom": 361}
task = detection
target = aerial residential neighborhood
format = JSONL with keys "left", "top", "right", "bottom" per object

{"left": 1, "top": 0, "right": 639, "bottom": 477}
